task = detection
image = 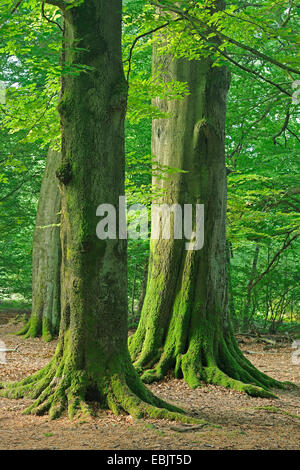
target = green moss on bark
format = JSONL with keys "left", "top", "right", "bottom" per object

{"left": 17, "top": 150, "right": 61, "bottom": 342}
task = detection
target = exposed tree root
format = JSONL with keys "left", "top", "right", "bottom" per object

{"left": 16, "top": 317, "right": 55, "bottom": 342}
{"left": 129, "top": 322, "right": 287, "bottom": 399}
{"left": 0, "top": 352, "right": 205, "bottom": 424}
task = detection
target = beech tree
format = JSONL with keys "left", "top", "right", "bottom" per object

{"left": 129, "top": 7, "right": 284, "bottom": 397}
{"left": 17, "top": 150, "right": 61, "bottom": 341}
{"left": 0, "top": 0, "right": 193, "bottom": 422}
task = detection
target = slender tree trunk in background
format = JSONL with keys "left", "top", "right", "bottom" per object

{"left": 17, "top": 150, "right": 61, "bottom": 341}
{"left": 131, "top": 265, "right": 137, "bottom": 317}
{"left": 242, "top": 244, "right": 260, "bottom": 332}
{"left": 226, "top": 242, "right": 237, "bottom": 329}
{"left": 129, "top": 18, "right": 282, "bottom": 397}
{"left": 263, "top": 248, "right": 271, "bottom": 329}
{"left": 1, "top": 0, "right": 192, "bottom": 422}
{"left": 129, "top": 262, "right": 149, "bottom": 328}
{"left": 137, "top": 261, "right": 149, "bottom": 315}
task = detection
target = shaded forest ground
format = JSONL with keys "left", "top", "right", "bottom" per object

{"left": 0, "top": 310, "right": 299, "bottom": 450}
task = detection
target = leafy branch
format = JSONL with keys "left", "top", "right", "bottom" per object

{"left": 149, "top": 0, "right": 299, "bottom": 93}
{"left": 41, "top": 1, "right": 63, "bottom": 32}
{"left": 249, "top": 232, "right": 299, "bottom": 292}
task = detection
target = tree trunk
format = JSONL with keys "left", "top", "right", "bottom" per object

{"left": 137, "top": 261, "right": 149, "bottom": 315}
{"left": 242, "top": 244, "right": 260, "bottom": 332}
{"left": 1, "top": 0, "right": 196, "bottom": 423}
{"left": 226, "top": 242, "right": 237, "bottom": 329}
{"left": 131, "top": 265, "right": 137, "bottom": 317}
{"left": 129, "top": 34, "right": 282, "bottom": 398}
{"left": 17, "top": 150, "right": 61, "bottom": 341}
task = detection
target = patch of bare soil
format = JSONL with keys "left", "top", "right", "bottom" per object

{"left": 0, "top": 310, "right": 30, "bottom": 327}
{"left": 0, "top": 316, "right": 299, "bottom": 450}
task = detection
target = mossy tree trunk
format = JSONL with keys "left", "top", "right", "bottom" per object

{"left": 0, "top": 0, "right": 200, "bottom": 423}
{"left": 137, "top": 261, "right": 149, "bottom": 316}
{"left": 129, "top": 34, "right": 283, "bottom": 398}
{"left": 226, "top": 242, "right": 237, "bottom": 329}
{"left": 17, "top": 150, "right": 61, "bottom": 342}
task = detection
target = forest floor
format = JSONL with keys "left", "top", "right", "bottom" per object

{"left": 0, "top": 310, "right": 299, "bottom": 450}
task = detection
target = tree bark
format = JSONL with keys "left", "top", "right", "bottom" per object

{"left": 226, "top": 242, "right": 237, "bottom": 328}
{"left": 1, "top": 0, "right": 196, "bottom": 423}
{"left": 242, "top": 244, "right": 260, "bottom": 332}
{"left": 17, "top": 150, "right": 61, "bottom": 341}
{"left": 129, "top": 28, "right": 282, "bottom": 398}
{"left": 137, "top": 261, "right": 149, "bottom": 315}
